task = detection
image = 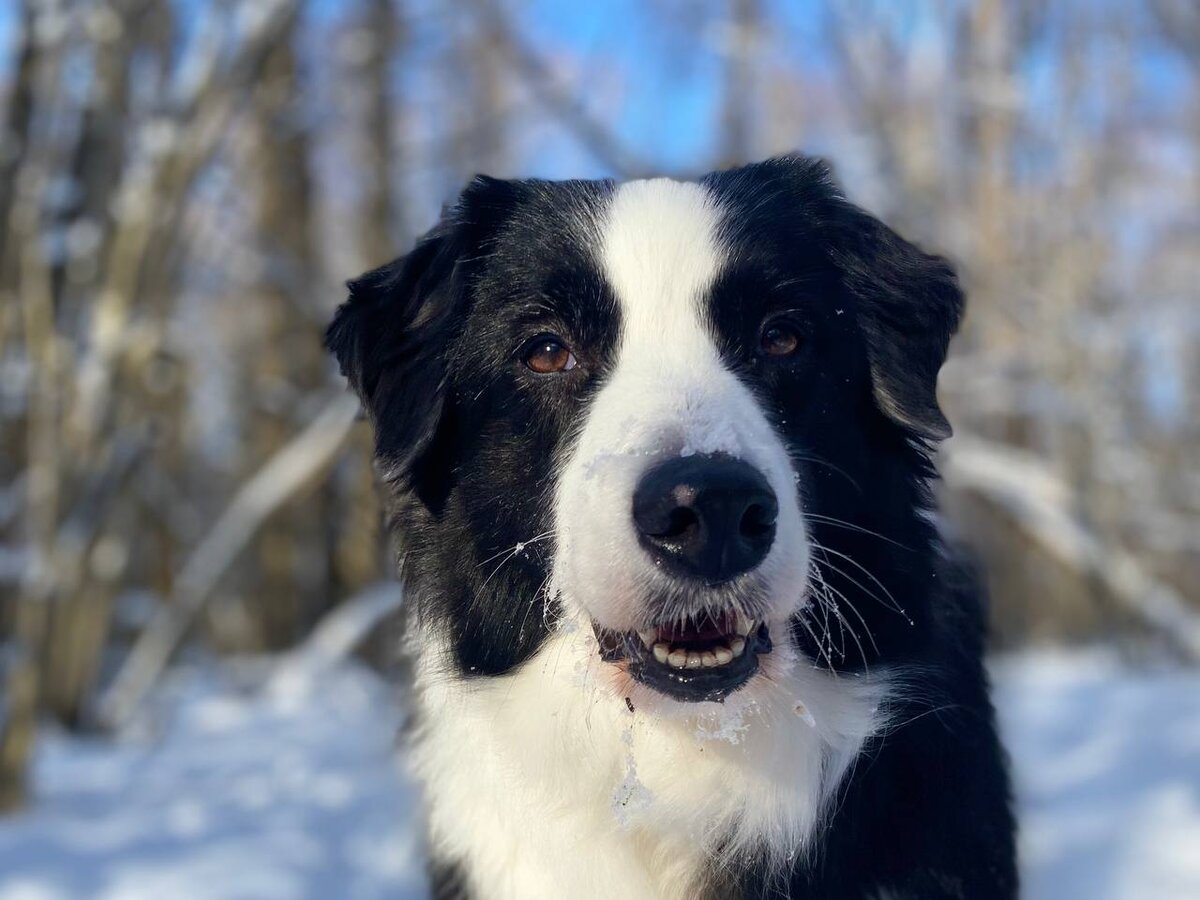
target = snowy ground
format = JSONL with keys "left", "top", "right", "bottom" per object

{"left": 994, "top": 649, "right": 1200, "bottom": 899}
{"left": 0, "top": 648, "right": 1196, "bottom": 899}
{"left": 0, "top": 660, "right": 425, "bottom": 900}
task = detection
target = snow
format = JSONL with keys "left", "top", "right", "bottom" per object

{"left": 0, "top": 662, "right": 424, "bottom": 900}
{"left": 994, "top": 648, "right": 1200, "bottom": 900}
{"left": 0, "top": 647, "right": 1196, "bottom": 899}
{"left": 610, "top": 725, "right": 655, "bottom": 829}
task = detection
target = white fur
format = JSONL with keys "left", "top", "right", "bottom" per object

{"left": 552, "top": 178, "right": 809, "bottom": 632}
{"left": 411, "top": 621, "right": 888, "bottom": 900}
{"left": 408, "top": 178, "right": 888, "bottom": 899}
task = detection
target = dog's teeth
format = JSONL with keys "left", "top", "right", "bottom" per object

{"left": 638, "top": 630, "right": 656, "bottom": 648}
{"left": 655, "top": 634, "right": 742, "bottom": 669}
{"left": 736, "top": 614, "right": 755, "bottom": 636}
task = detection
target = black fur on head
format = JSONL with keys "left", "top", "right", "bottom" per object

{"left": 326, "top": 155, "right": 965, "bottom": 679}
{"left": 326, "top": 176, "right": 524, "bottom": 504}
{"left": 824, "top": 192, "right": 963, "bottom": 442}
{"left": 326, "top": 174, "right": 617, "bottom": 675}
{"left": 705, "top": 154, "right": 963, "bottom": 442}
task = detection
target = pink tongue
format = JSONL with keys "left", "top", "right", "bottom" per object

{"left": 660, "top": 612, "right": 735, "bottom": 643}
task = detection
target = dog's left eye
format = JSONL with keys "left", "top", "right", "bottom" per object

{"left": 521, "top": 334, "right": 578, "bottom": 374}
{"left": 759, "top": 320, "right": 803, "bottom": 357}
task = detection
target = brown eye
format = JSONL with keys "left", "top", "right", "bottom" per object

{"left": 522, "top": 335, "right": 578, "bottom": 374}
{"left": 760, "top": 321, "right": 803, "bottom": 357}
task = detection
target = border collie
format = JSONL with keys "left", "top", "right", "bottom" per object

{"left": 326, "top": 155, "right": 1016, "bottom": 899}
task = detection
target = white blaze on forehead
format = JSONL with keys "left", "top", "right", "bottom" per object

{"left": 601, "top": 178, "right": 725, "bottom": 335}
{"left": 599, "top": 178, "right": 743, "bottom": 458}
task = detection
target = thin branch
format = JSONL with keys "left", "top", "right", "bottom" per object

{"left": 941, "top": 435, "right": 1200, "bottom": 663}
{"left": 267, "top": 582, "right": 404, "bottom": 696}
{"left": 1150, "top": 0, "right": 1200, "bottom": 61}
{"left": 93, "top": 393, "right": 362, "bottom": 730}
{"left": 468, "top": 0, "right": 653, "bottom": 178}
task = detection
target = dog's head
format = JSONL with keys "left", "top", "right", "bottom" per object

{"left": 328, "top": 155, "right": 961, "bottom": 706}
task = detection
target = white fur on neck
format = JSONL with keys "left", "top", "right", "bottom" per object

{"left": 408, "top": 617, "right": 889, "bottom": 900}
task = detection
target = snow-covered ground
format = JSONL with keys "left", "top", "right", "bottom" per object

{"left": 0, "top": 648, "right": 1196, "bottom": 899}
{"left": 994, "top": 649, "right": 1200, "bottom": 900}
{"left": 0, "top": 660, "right": 425, "bottom": 900}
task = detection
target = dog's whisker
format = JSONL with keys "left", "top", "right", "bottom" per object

{"left": 475, "top": 533, "right": 557, "bottom": 598}
{"left": 473, "top": 530, "right": 555, "bottom": 571}
{"left": 813, "top": 576, "right": 877, "bottom": 672}
{"left": 796, "top": 606, "right": 837, "bottom": 673}
{"left": 788, "top": 451, "right": 862, "bottom": 494}
{"left": 810, "top": 541, "right": 911, "bottom": 623}
{"left": 801, "top": 566, "right": 849, "bottom": 667}
{"left": 801, "top": 512, "right": 911, "bottom": 551}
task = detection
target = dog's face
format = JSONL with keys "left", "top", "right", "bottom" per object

{"left": 328, "top": 156, "right": 961, "bottom": 706}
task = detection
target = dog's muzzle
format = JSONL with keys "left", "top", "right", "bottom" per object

{"left": 590, "top": 454, "right": 780, "bottom": 703}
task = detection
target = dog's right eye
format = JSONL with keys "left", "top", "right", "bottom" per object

{"left": 759, "top": 319, "right": 804, "bottom": 357}
{"left": 521, "top": 334, "right": 578, "bottom": 374}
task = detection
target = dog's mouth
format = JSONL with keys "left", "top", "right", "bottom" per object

{"left": 593, "top": 610, "right": 772, "bottom": 703}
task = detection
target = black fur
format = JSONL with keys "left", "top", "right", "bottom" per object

{"left": 327, "top": 155, "right": 1016, "bottom": 899}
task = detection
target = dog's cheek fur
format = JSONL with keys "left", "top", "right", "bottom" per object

{"left": 387, "top": 353, "right": 572, "bottom": 679}
{"left": 418, "top": 402, "right": 569, "bottom": 675}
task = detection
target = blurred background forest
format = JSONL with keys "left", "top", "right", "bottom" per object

{"left": 0, "top": 0, "right": 1197, "bottom": 870}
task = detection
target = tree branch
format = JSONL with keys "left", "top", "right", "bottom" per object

{"left": 941, "top": 435, "right": 1200, "bottom": 663}
{"left": 468, "top": 0, "right": 652, "bottom": 178}
{"left": 94, "top": 393, "right": 362, "bottom": 730}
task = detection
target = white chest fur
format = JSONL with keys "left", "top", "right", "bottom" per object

{"left": 408, "top": 622, "right": 888, "bottom": 900}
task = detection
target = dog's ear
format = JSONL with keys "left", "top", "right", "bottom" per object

{"left": 326, "top": 231, "right": 458, "bottom": 475}
{"left": 828, "top": 202, "right": 963, "bottom": 441}
{"left": 713, "top": 154, "right": 963, "bottom": 441}
{"left": 326, "top": 175, "right": 518, "bottom": 478}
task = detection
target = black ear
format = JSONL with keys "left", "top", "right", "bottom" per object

{"left": 828, "top": 199, "right": 964, "bottom": 442}
{"left": 326, "top": 228, "right": 460, "bottom": 475}
{"left": 709, "top": 154, "right": 963, "bottom": 441}
{"left": 326, "top": 175, "right": 522, "bottom": 479}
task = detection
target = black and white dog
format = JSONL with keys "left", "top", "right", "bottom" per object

{"left": 327, "top": 155, "right": 1016, "bottom": 899}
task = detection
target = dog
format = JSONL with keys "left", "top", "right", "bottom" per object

{"left": 326, "top": 155, "right": 1016, "bottom": 899}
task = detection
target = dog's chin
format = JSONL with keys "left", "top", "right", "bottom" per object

{"left": 592, "top": 609, "right": 775, "bottom": 704}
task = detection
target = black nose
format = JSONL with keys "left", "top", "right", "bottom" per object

{"left": 632, "top": 455, "right": 778, "bottom": 584}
